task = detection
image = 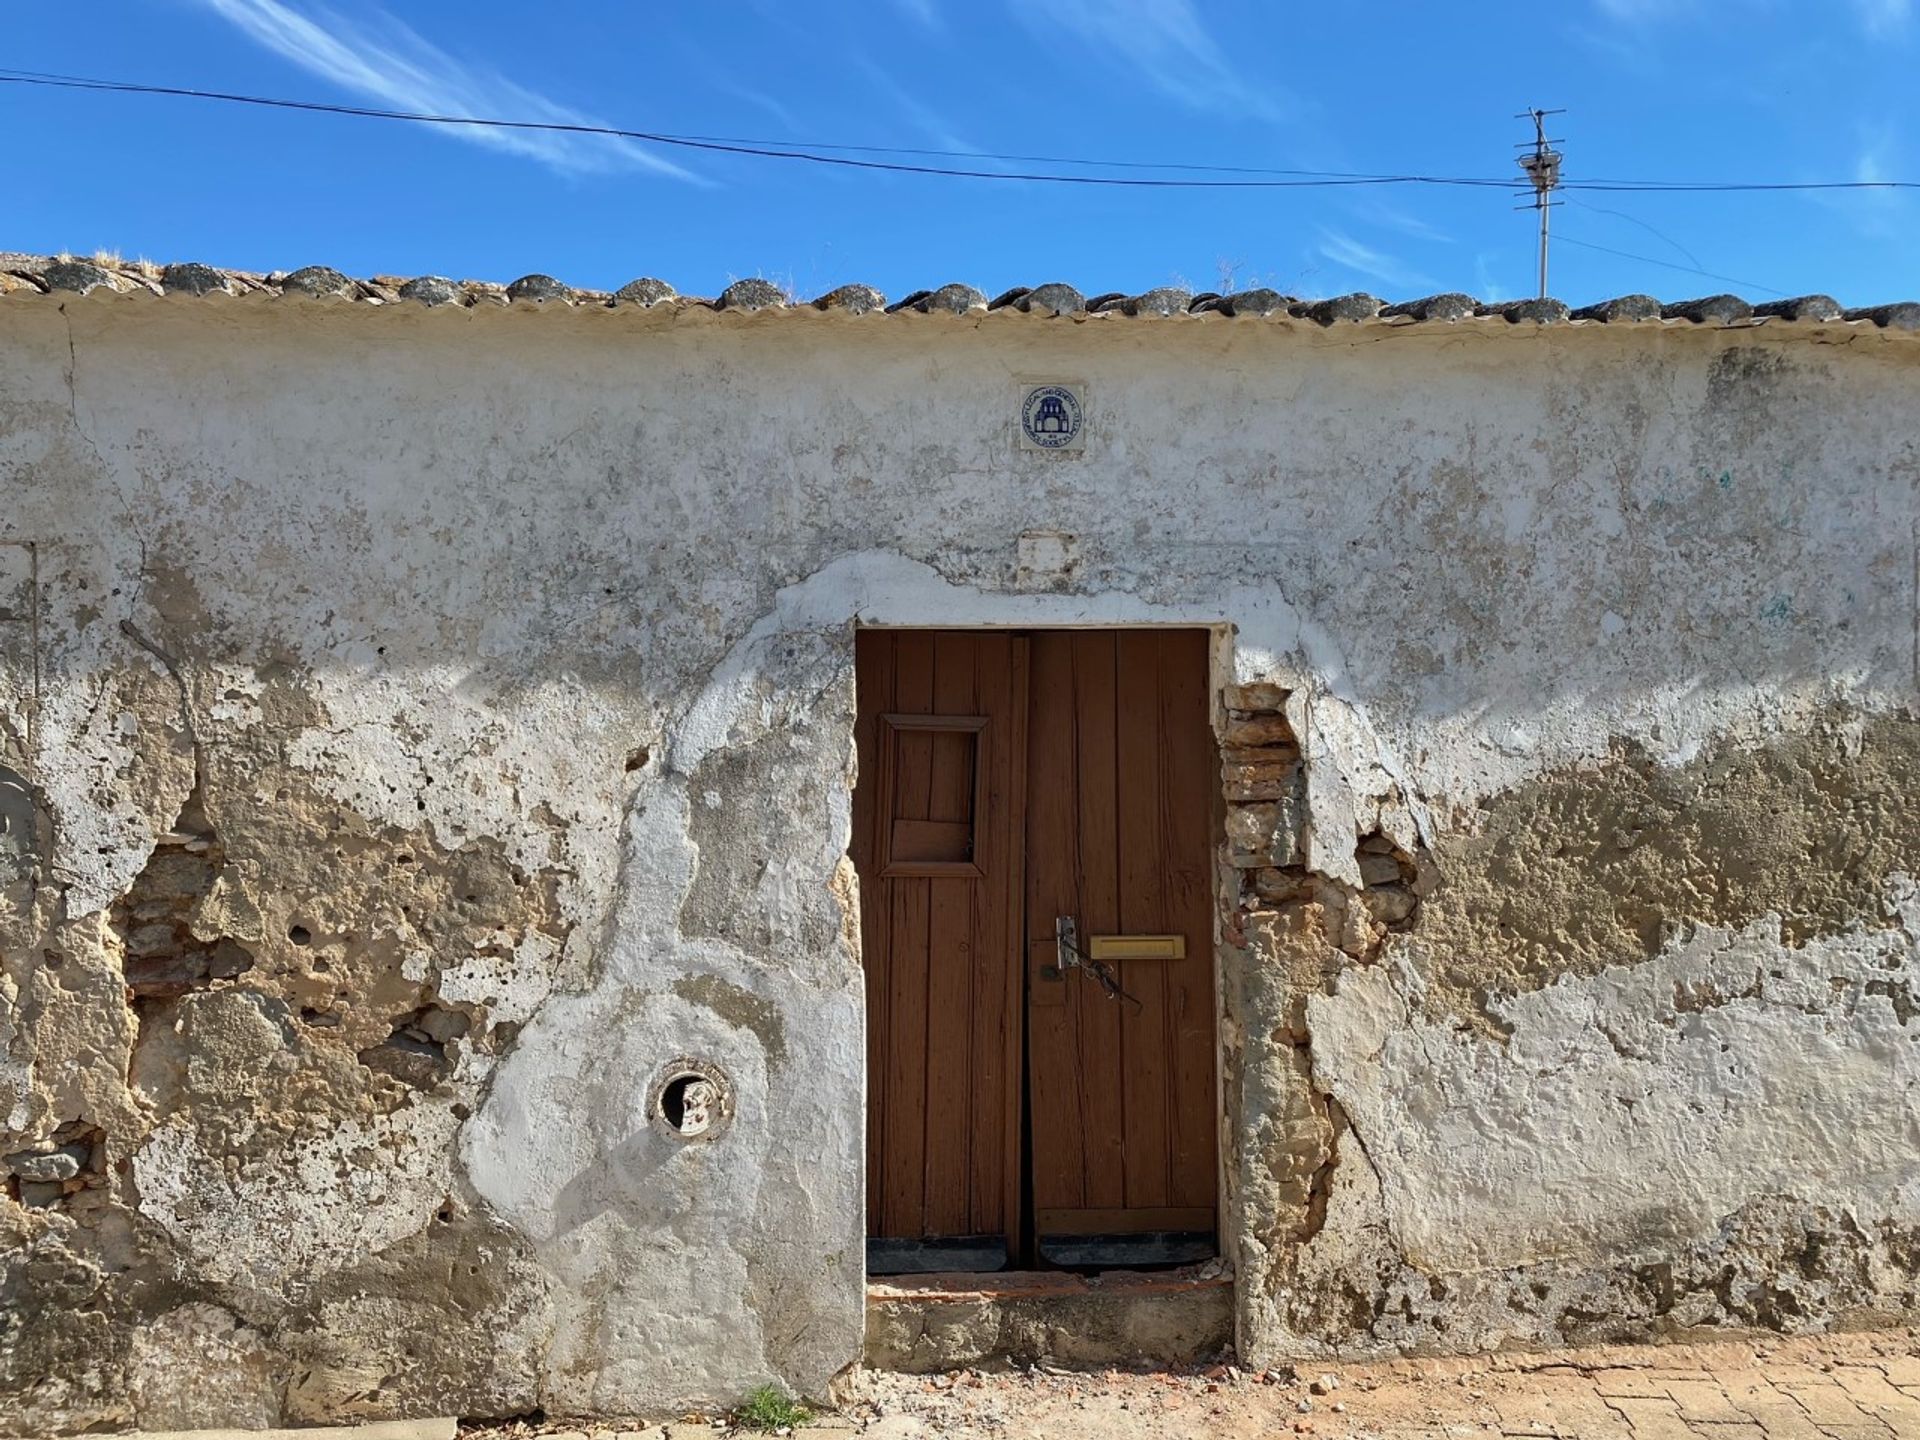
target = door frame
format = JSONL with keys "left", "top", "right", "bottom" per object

{"left": 852, "top": 622, "right": 1234, "bottom": 1277}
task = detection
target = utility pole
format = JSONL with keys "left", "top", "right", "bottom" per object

{"left": 1515, "top": 108, "right": 1564, "bottom": 298}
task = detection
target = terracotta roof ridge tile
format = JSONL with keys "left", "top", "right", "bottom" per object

{"left": 4, "top": 255, "right": 1915, "bottom": 330}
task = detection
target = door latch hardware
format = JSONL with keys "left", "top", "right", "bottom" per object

{"left": 1053, "top": 914, "right": 1143, "bottom": 1010}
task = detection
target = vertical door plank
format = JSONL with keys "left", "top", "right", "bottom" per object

{"left": 854, "top": 631, "right": 894, "bottom": 1234}
{"left": 881, "top": 635, "right": 935, "bottom": 1237}
{"left": 998, "top": 636, "right": 1031, "bottom": 1253}
{"left": 922, "top": 634, "right": 978, "bottom": 1234}
{"left": 966, "top": 634, "right": 1015, "bottom": 1240}
{"left": 1024, "top": 631, "right": 1085, "bottom": 1216}
{"left": 1071, "top": 632, "right": 1128, "bottom": 1212}
{"left": 1115, "top": 631, "right": 1173, "bottom": 1211}
{"left": 1161, "top": 631, "right": 1219, "bottom": 1211}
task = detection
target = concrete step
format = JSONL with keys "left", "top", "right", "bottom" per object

{"left": 864, "top": 1264, "right": 1233, "bottom": 1373}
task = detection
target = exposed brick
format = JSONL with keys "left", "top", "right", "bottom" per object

{"left": 1223, "top": 682, "right": 1289, "bottom": 713}
{"left": 1221, "top": 714, "right": 1296, "bottom": 748}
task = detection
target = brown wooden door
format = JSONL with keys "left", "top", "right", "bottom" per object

{"left": 855, "top": 629, "right": 1217, "bottom": 1273}
{"left": 1023, "top": 631, "right": 1218, "bottom": 1264}
{"left": 853, "top": 630, "right": 1029, "bottom": 1271}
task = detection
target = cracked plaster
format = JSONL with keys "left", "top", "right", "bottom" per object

{"left": 2, "top": 299, "right": 1918, "bottom": 1428}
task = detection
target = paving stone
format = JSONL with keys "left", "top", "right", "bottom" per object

{"left": 1784, "top": 1383, "right": 1887, "bottom": 1431}
{"left": 1595, "top": 1369, "right": 1681, "bottom": 1398}
{"left": 1607, "top": 1396, "right": 1705, "bottom": 1438}
{"left": 1765, "top": 1365, "right": 1844, "bottom": 1388}
{"left": 1830, "top": 1367, "right": 1920, "bottom": 1428}
{"left": 1527, "top": 1394, "right": 1636, "bottom": 1439}
{"left": 1728, "top": 1393, "right": 1827, "bottom": 1440}
{"left": 1667, "top": 1380, "right": 1754, "bottom": 1424}
{"left": 1489, "top": 1393, "right": 1558, "bottom": 1434}
{"left": 1879, "top": 1356, "right": 1920, "bottom": 1387}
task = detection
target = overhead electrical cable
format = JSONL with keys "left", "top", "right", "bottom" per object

{"left": 5, "top": 69, "right": 1917, "bottom": 195}
{"left": 0, "top": 72, "right": 1512, "bottom": 190}
{"left": 1554, "top": 234, "right": 1789, "bottom": 296}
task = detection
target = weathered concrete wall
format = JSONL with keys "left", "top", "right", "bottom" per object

{"left": 1, "top": 292, "right": 1916, "bottom": 1429}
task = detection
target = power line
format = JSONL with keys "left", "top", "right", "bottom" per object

{"left": 1555, "top": 234, "right": 1789, "bottom": 297}
{"left": 4, "top": 69, "right": 1918, "bottom": 195}
{"left": 0, "top": 71, "right": 1515, "bottom": 190}
{"left": 0, "top": 68, "right": 1374, "bottom": 181}
{"left": 1565, "top": 198, "right": 1704, "bottom": 271}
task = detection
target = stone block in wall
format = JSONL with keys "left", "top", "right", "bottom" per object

{"left": 1225, "top": 754, "right": 1303, "bottom": 803}
{"left": 1227, "top": 784, "right": 1306, "bottom": 868}
{"left": 1251, "top": 867, "right": 1310, "bottom": 904}
{"left": 1362, "top": 884, "right": 1417, "bottom": 925}
{"left": 1358, "top": 852, "right": 1404, "bottom": 886}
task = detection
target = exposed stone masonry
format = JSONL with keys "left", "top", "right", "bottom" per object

{"left": 1219, "top": 682, "right": 1432, "bottom": 973}
{"left": 109, "top": 784, "right": 254, "bottom": 1008}
{"left": 1216, "top": 682, "right": 1435, "bottom": 1262}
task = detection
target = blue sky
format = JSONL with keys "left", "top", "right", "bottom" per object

{"left": 5, "top": 0, "right": 1916, "bottom": 304}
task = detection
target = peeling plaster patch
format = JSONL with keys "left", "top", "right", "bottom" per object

{"left": 0, "top": 766, "right": 43, "bottom": 885}
{"left": 1309, "top": 876, "right": 1920, "bottom": 1279}
{"left": 276, "top": 1208, "right": 553, "bottom": 1423}
{"left": 33, "top": 661, "right": 196, "bottom": 918}
{"left": 132, "top": 989, "right": 464, "bottom": 1291}
{"left": 129, "top": 1304, "right": 284, "bottom": 1430}
{"left": 281, "top": 666, "right": 641, "bottom": 978}
{"left": 467, "top": 611, "right": 865, "bottom": 1411}
{"left": 1407, "top": 711, "right": 1920, "bottom": 1024}
{"left": 678, "top": 635, "right": 850, "bottom": 963}
{"left": 673, "top": 974, "right": 787, "bottom": 1070}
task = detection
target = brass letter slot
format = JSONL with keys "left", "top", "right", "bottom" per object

{"left": 1086, "top": 934, "right": 1186, "bottom": 962}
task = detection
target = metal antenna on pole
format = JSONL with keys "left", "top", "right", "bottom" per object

{"left": 1515, "top": 108, "right": 1564, "bottom": 298}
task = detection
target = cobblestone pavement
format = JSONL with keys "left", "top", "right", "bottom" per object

{"left": 483, "top": 1329, "right": 1920, "bottom": 1439}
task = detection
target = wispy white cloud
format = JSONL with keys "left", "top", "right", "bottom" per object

{"left": 1797, "top": 120, "right": 1911, "bottom": 246}
{"left": 713, "top": 80, "right": 802, "bottom": 136}
{"left": 854, "top": 57, "right": 982, "bottom": 158}
{"left": 1853, "top": 0, "right": 1911, "bottom": 33}
{"left": 1591, "top": 0, "right": 1683, "bottom": 17}
{"left": 1593, "top": 0, "right": 1901, "bottom": 36}
{"left": 1353, "top": 198, "right": 1453, "bottom": 246}
{"left": 1474, "top": 253, "right": 1513, "bottom": 304}
{"left": 891, "top": 0, "right": 942, "bottom": 26}
{"left": 1316, "top": 229, "right": 1439, "bottom": 293}
{"left": 1014, "top": 0, "right": 1289, "bottom": 122}
{"left": 194, "top": 0, "right": 700, "bottom": 180}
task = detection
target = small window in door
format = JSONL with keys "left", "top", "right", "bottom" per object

{"left": 879, "top": 713, "right": 987, "bottom": 876}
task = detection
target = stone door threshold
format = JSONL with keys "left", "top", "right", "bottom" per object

{"left": 865, "top": 1263, "right": 1235, "bottom": 1371}
{"left": 867, "top": 1261, "right": 1232, "bottom": 1304}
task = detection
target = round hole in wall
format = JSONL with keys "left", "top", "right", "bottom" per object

{"left": 288, "top": 924, "right": 311, "bottom": 946}
{"left": 648, "top": 1058, "right": 734, "bottom": 1142}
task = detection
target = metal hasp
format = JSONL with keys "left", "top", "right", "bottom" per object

{"left": 1054, "top": 913, "right": 1079, "bottom": 968}
{"left": 1052, "top": 913, "right": 1142, "bottom": 1010}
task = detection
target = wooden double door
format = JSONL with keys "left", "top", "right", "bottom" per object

{"left": 853, "top": 629, "right": 1219, "bottom": 1272}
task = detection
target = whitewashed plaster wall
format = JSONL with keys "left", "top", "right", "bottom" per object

{"left": 0, "top": 293, "right": 1916, "bottom": 1429}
